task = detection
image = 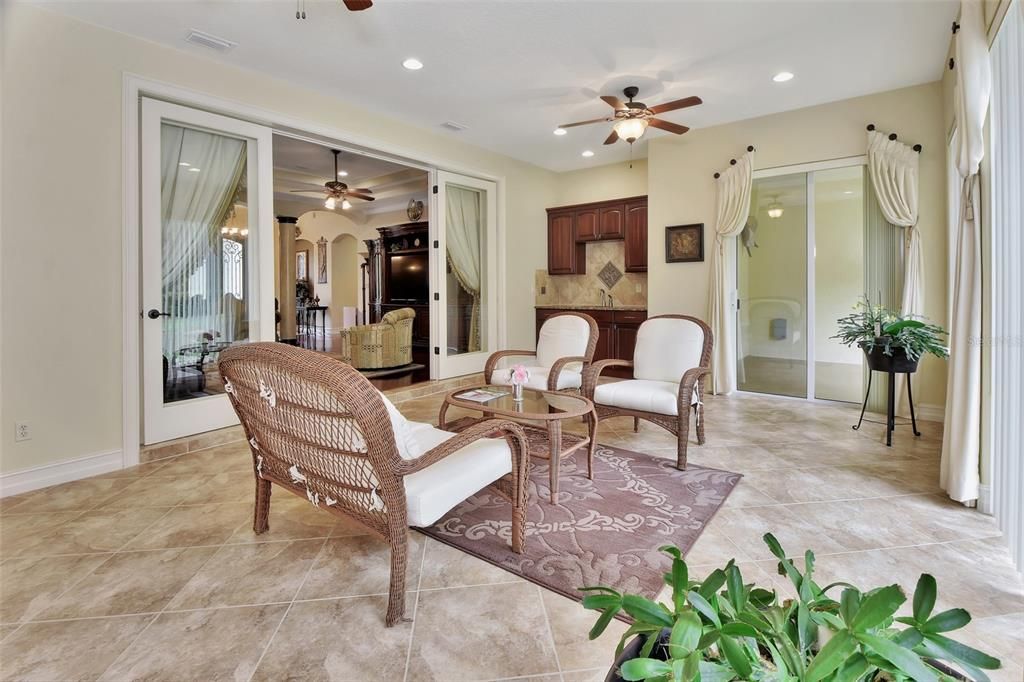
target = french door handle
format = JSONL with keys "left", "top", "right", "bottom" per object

{"left": 146, "top": 309, "right": 171, "bottom": 319}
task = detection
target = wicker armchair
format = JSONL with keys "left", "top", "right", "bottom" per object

{"left": 583, "top": 315, "right": 713, "bottom": 470}
{"left": 219, "top": 342, "right": 528, "bottom": 626}
{"left": 484, "top": 312, "right": 598, "bottom": 392}
{"left": 338, "top": 307, "right": 415, "bottom": 369}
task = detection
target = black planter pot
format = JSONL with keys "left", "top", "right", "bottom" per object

{"left": 860, "top": 340, "right": 919, "bottom": 374}
{"left": 605, "top": 630, "right": 969, "bottom": 681}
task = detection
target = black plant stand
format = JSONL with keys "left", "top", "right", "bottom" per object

{"left": 851, "top": 348, "right": 925, "bottom": 444}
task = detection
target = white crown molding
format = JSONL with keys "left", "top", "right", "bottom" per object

{"left": 0, "top": 450, "right": 123, "bottom": 498}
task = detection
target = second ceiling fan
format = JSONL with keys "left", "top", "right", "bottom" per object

{"left": 291, "top": 149, "right": 375, "bottom": 211}
{"left": 559, "top": 86, "right": 703, "bottom": 145}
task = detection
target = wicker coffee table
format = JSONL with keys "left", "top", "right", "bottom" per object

{"left": 439, "top": 385, "right": 597, "bottom": 503}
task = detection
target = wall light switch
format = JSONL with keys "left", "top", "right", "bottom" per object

{"left": 541, "top": 286, "right": 546, "bottom": 295}
{"left": 635, "top": 283, "right": 642, "bottom": 293}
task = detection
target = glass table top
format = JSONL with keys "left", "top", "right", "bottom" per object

{"left": 447, "top": 385, "right": 592, "bottom": 419}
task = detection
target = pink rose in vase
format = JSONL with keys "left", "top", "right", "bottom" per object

{"left": 509, "top": 364, "right": 530, "bottom": 386}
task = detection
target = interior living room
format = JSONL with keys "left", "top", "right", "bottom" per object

{"left": 1, "top": 1, "right": 1022, "bottom": 681}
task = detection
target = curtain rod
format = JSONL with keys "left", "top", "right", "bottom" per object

{"left": 867, "top": 124, "right": 923, "bottom": 153}
{"left": 713, "top": 145, "right": 755, "bottom": 179}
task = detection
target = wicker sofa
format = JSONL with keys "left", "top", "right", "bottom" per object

{"left": 219, "top": 342, "right": 528, "bottom": 626}
{"left": 338, "top": 307, "right": 415, "bottom": 369}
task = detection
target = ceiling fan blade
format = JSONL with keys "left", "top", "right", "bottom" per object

{"left": 603, "top": 130, "right": 619, "bottom": 145}
{"left": 348, "top": 188, "right": 373, "bottom": 194}
{"left": 343, "top": 0, "right": 373, "bottom": 10}
{"left": 648, "top": 96, "right": 703, "bottom": 115}
{"left": 558, "top": 116, "right": 611, "bottom": 129}
{"left": 600, "top": 95, "right": 627, "bottom": 110}
{"left": 648, "top": 118, "right": 690, "bottom": 135}
{"left": 289, "top": 190, "right": 328, "bottom": 196}
{"left": 348, "top": 194, "right": 375, "bottom": 202}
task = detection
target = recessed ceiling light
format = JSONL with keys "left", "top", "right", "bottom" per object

{"left": 402, "top": 58, "right": 424, "bottom": 71}
{"left": 581, "top": 150, "right": 594, "bottom": 158}
{"left": 337, "top": 170, "right": 348, "bottom": 177}
{"left": 187, "top": 167, "right": 201, "bottom": 172}
{"left": 553, "top": 128, "right": 567, "bottom": 136}
{"left": 772, "top": 71, "right": 794, "bottom": 83}
{"left": 178, "top": 162, "right": 191, "bottom": 167}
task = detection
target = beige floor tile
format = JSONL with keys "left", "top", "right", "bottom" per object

{"left": 10, "top": 507, "right": 170, "bottom": 557}
{"left": 542, "top": 588, "right": 626, "bottom": 673}
{"left": 0, "top": 511, "right": 82, "bottom": 555}
{"left": 0, "top": 614, "right": 154, "bottom": 682}
{"left": 225, "top": 494, "right": 361, "bottom": 544}
{"left": 0, "top": 493, "right": 34, "bottom": 513}
{"left": 407, "top": 582, "right": 559, "bottom": 681}
{"left": 177, "top": 471, "right": 256, "bottom": 505}
{"left": 186, "top": 425, "right": 246, "bottom": 452}
{"left": 121, "top": 501, "right": 251, "bottom": 550}
{"left": 2, "top": 477, "right": 136, "bottom": 514}
{"left": 720, "top": 479, "right": 779, "bottom": 508}
{"left": 562, "top": 668, "right": 608, "bottom": 682}
{"left": 100, "top": 604, "right": 286, "bottom": 681}
{"left": 167, "top": 538, "right": 324, "bottom": 609}
{"left": 298, "top": 533, "right": 426, "bottom": 600}
{"left": 714, "top": 506, "right": 849, "bottom": 561}
{"left": 0, "top": 553, "right": 111, "bottom": 622}
{"left": 99, "top": 474, "right": 205, "bottom": 509}
{"left": 151, "top": 441, "right": 254, "bottom": 477}
{"left": 418, "top": 536, "right": 522, "bottom": 589}
{"left": 39, "top": 546, "right": 217, "bottom": 619}
{"left": 682, "top": 525, "right": 746, "bottom": 567}
{"left": 251, "top": 596, "right": 413, "bottom": 682}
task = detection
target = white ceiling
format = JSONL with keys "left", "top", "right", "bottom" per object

{"left": 272, "top": 134, "right": 427, "bottom": 220}
{"left": 37, "top": 0, "right": 957, "bottom": 172}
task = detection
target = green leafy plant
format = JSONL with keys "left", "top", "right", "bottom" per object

{"left": 832, "top": 298, "right": 948, "bottom": 363}
{"left": 582, "top": 535, "right": 1000, "bottom": 681}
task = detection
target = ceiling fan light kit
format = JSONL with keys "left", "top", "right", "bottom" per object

{"left": 558, "top": 85, "right": 702, "bottom": 148}
{"left": 291, "top": 148, "right": 375, "bottom": 210}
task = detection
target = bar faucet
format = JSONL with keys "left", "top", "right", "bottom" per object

{"left": 608, "top": 293, "right": 614, "bottom": 308}
{"left": 600, "top": 289, "right": 607, "bottom": 307}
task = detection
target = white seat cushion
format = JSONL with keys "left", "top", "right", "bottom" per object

{"left": 489, "top": 365, "right": 582, "bottom": 391}
{"left": 594, "top": 379, "right": 697, "bottom": 416}
{"left": 632, "top": 318, "right": 705, "bottom": 384}
{"left": 403, "top": 425, "right": 512, "bottom": 527}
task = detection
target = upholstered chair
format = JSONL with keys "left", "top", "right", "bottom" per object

{"left": 583, "top": 315, "right": 713, "bottom": 469}
{"left": 338, "top": 307, "right": 415, "bottom": 369}
{"left": 484, "top": 312, "right": 598, "bottom": 392}
{"left": 219, "top": 342, "right": 528, "bottom": 626}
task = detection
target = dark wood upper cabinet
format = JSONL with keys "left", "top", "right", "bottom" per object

{"left": 599, "top": 204, "right": 626, "bottom": 239}
{"left": 575, "top": 208, "right": 600, "bottom": 241}
{"left": 624, "top": 200, "right": 648, "bottom": 272}
{"left": 547, "top": 210, "right": 585, "bottom": 275}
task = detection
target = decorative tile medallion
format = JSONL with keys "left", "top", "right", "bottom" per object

{"left": 597, "top": 261, "right": 623, "bottom": 289}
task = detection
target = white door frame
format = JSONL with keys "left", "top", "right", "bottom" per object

{"left": 140, "top": 98, "right": 274, "bottom": 444}
{"left": 122, "top": 74, "right": 507, "bottom": 466}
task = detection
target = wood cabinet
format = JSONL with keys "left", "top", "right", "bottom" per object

{"left": 547, "top": 210, "right": 585, "bottom": 275}
{"left": 624, "top": 200, "right": 648, "bottom": 272}
{"left": 546, "top": 196, "right": 646, "bottom": 275}
{"left": 535, "top": 307, "right": 647, "bottom": 378}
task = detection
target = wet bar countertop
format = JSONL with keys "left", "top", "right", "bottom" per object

{"left": 535, "top": 304, "right": 647, "bottom": 311}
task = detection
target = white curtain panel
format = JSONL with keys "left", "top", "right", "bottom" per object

{"left": 942, "top": 0, "right": 994, "bottom": 504}
{"left": 707, "top": 150, "right": 754, "bottom": 394}
{"left": 160, "top": 123, "right": 247, "bottom": 360}
{"left": 445, "top": 185, "right": 483, "bottom": 352}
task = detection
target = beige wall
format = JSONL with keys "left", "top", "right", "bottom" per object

{"left": 648, "top": 81, "right": 949, "bottom": 410}
{"left": 553, "top": 159, "right": 648, "bottom": 206}
{"left": 0, "top": 4, "right": 555, "bottom": 474}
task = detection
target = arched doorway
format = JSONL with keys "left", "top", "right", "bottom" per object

{"left": 331, "top": 233, "right": 360, "bottom": 330}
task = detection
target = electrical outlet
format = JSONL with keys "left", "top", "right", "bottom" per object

{"left": 15, "top": 422, "right": 31, "bottom": 442}
{"left": 635, "top": 283, "right": 642, "bottom": 293}
{"left": 541, "top": 285, "right": 547, "bottom": 295}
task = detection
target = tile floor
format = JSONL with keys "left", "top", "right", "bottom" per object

{"left": 1, "top": 391, "right": 1021, "bottom": 681}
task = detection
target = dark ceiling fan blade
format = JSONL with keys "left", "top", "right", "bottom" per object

{"left": 345, "top": 192, "right": 375, "bottom": 201}
{"left": 348, "top": 188, "right": 373, "bottom": 194}
{"left": 603, "top": 130, "right": 619, "bottom": 145}
{"left": 648, "top": 96, "right": 703, "bottom": 115}
{"left": 600, "top": 95, "right": 627, "bottom": 110}
{"left": 290, "top": 190, "right": 328, "bottom": 196}
{"left": 343, "top": 0, "right": 373, "bottom": 10}
{"left": 558, "top": 116, "right": 612, "bottom": 129}
{"left": 648, "top": 118, "right": 690, "bottom": 135}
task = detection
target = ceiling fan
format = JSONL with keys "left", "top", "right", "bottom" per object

{"left": 559, "top": 86, "right": 703, "bottom": 145}
{"left": 291, "top": 149, "right": 374, "bottom": 210}
{"left": 295, "top": 0, "right": 371, "bottom": 20}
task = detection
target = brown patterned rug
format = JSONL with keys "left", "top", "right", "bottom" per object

{"left": 419, "top": 441, "right": 741, "bottom": 602}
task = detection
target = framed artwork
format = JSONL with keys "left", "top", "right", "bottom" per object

{"left": 665, "top": 223, "right": 704, "bottom": 263}
{"left": 296, "top": 249, "right": 309, "bottom": 281}
{"left": 316, "top": 237, "right": 328, "bottom": 284}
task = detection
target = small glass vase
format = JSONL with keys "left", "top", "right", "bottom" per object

{"left": 512, "top": 383, "right": 524, "bottom": 402}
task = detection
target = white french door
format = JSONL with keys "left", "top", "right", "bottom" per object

{"left": 140, "top": 99, "right": 274, "bottom": 444}
{"left": 430, "top": 171, "right": 498, "bottom": 379}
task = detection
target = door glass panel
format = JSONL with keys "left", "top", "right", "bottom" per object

{"left": 161, "top": 122, "right": 252, "bottom": 403}
{"left": 737, "top": 172, "right": 807, "bottom": 397}
{"left": 814, "top": 166, "right": 865, "bottom": 402}
{"left": 444, "top": 184, "right": 486, "bottom": 356}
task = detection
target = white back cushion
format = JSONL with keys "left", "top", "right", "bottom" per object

{"left": 632, "top": 318, "right": 705, "bottom": 384}
{"left": 536, "top": 314, "right": 591, "bottom": 369}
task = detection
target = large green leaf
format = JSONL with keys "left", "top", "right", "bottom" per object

{"left": 698, "top": 660, "right": 738, "bottom": 682}
{"left": 883, "top": 319, "right": 926, "bottom": 335}
{"left": 923, "top": 608, "right": 971, "bottom": 633}
{"left": 698, "top": 569, "right": 727, "bottom": 601}
{"left": 832, "top": 653, "right": 872, "bottom": 682}
{"left": 924, "top": 633, "right": 1001, "bottom": 669}
{"left": 718, "top": 635, "right": 752, "bottom": 679}
{"left": 619, "top": 658, "right": 672, "bottom": 681}
{"left": 856, "top": 633, "right": 937, "bottom": 682}
{"left": 669, "top": 611, "right": 702, "bottom": 657}
{"left": 912, "top": 574, "right": 937, "bottom": 623}
{"left": 725, "top": 564, "right": 745, "bottom": 612}
{"left": 849, "top": 585, "right": 905, "bottom": 632}
{"left": 686, "top": 590, "right": 721, "bottom": 628}
{"left": 588, "top": 605, "right": 620, "bottom": 641}
{"left": 582, "top": 593, "right": 621, "bottom": 611}
{"left": 805, "top": 630, "right": 857, "bottom": 682}
{"left": 622, "top": 595, "right": 675, "bottom": 628}
{"left": 839, "top": 588, "right": 861, "bottom": 626}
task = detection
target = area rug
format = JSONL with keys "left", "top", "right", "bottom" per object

{"left": 419, "top": 441, "right": 741, "bottom": 602}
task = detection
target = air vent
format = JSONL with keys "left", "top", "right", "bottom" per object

{"left": 441, "top": 121, "right": 469, "bottom": 132}
{"left": 185, "top": 29, "right": 237, "bottom": 52}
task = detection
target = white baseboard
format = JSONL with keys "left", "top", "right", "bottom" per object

{"left": 0, "top": 449, "right": 124, "bottom": 498}
{"left": 977, "top": 484, "right": 993, "bottom": 515}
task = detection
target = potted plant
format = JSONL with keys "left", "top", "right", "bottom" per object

{"left": 581, "top": 535, "right": 1001, "bottom": 681}
{"left": 832, "top": 299, "right": 948, "bottom": 374}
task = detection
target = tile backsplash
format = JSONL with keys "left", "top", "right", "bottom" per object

{"left": 535, "top": 241, "right": 647, "bottom": 308}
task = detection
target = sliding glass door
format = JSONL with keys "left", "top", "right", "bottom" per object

{"left": 737, "top": 163, "right": 866, "bottom": 402}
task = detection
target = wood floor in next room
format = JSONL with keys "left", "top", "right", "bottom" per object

{"left": 0, "top": 392, "right": 1021, "bottom": 681}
